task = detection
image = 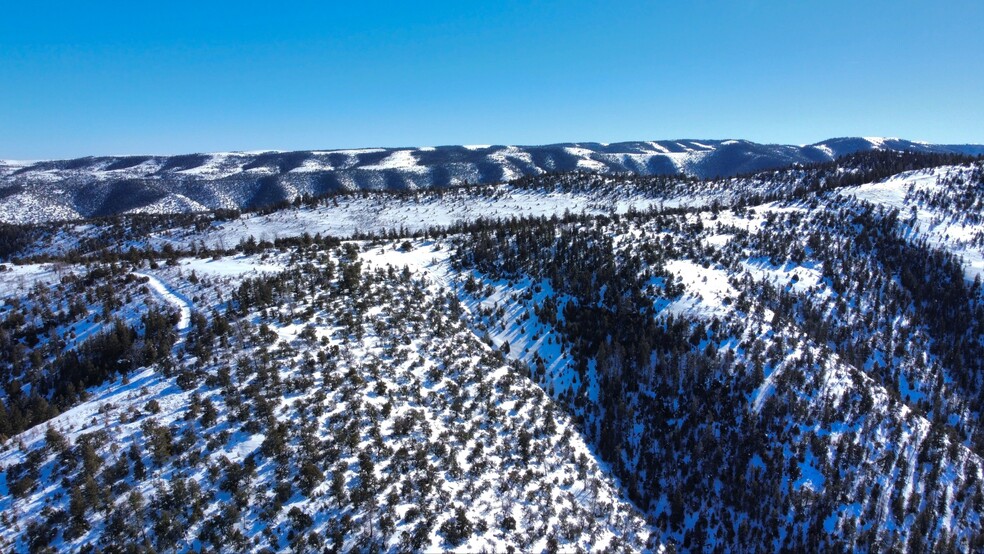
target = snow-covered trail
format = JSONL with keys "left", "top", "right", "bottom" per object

{"left": 134, "top": 272, "right": 193, "bottom": 333}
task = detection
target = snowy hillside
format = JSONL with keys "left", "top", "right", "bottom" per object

{"left": 2, "top": 150, "right": 984, "bottom": 552}
{"left": 0, "top": 247, "right": 655, "bottom": 552}
{"left": 444, "top": 195, "right": 984, "bottom": 550}
{"left": 1, "top": 137, "right": 982, "bottom": 224}
{"left": 838, "top": 164, "right": 984, "bottom": 279}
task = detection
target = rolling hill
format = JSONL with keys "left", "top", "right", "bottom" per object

{"left": 1, "top": 137, "right": 982, "bottom": 224}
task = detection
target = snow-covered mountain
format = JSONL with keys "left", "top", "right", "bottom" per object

{"left": 2, "top": 149, "right": 984, "bottom": 552}
{"left": 1, "top": 137, "right": 982, "bottom": 224}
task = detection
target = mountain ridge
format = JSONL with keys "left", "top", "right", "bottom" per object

{"left": 1, "top": 137, "right": 983, "bottom": 224}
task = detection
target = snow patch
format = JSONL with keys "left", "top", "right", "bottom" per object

{"left": 361, "top": 150, "right": 427, "bottom": 173}
{"left": 134, "top": 272, "right": 193, "bottom": 332}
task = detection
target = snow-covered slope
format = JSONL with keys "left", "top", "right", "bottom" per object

{"left": 2, "top": 137, "right": 981, "bottom": 224}
{"left": 2, "top": 152, "right": 984, "bottom": 552}
{"left": 838, "top": 164, "right": 984, "bottom": 279}
{"left": 439, "top": 183, "right": 984, "bottom": 550}
{"left": 0, "top": 249, "right": 656, "bottom": 552}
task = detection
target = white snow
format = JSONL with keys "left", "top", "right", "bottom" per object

{"left": 175, "top": 153, "right": 237, "bottom": 177}
{"left": 124, "top": 194, "right": 210, "bottom": 216}
{"left": 0, "top": 192, "right": 82, "bottom": 224}
{"left": 488, "top": 146, "right": 536, "bottom": 181}
{"left": 360, "top": 150, "right": 427, "bottom": 173}
{"left": 839, "top": 166, "right": 984, "bottom": 280}
{"left": 663, "top": 259, "right": 737, "bottom": 317}
{"left": 0, "top": 263, "right": 63, "bottom": 295}
{"left": 149, "top": 185, "right": 667, "bottom": 251}
{"left": 134, "top": 272, "right": 193, "bottom": 332}
{"left": 814, "top": 144, "right": 835, "bottom": 158}
{"left": 863, "top": 137, "right": 900, "bottom": 149}
{"left": 289, "top": 158, "right": 334, "bottom": 173}
{"left": 663, "top": 150, "right": 710, "bottom": 174}
{"left": 741, "top": 258, "right": 825, "bottom": 294}
{"left": 179, "top": 256, "right": 285, "bottom": 277}
{"left": 564, "top": 146, "right": 607, "bottom": 171}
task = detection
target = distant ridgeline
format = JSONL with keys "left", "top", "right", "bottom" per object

{"left": 0, "top": 137, "right": 982, "bottom": 224}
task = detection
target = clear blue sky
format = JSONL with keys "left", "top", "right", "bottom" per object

{"left": 2, "top": 1, "right": 982, "bottom": 159}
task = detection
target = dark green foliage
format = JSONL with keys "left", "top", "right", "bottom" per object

{"left": 439, "top": 506, "right": 473, "bottom": 547}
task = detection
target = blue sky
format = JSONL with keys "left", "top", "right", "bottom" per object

{"left": 2, "top": 1, "right": 982, "bottom": 158}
